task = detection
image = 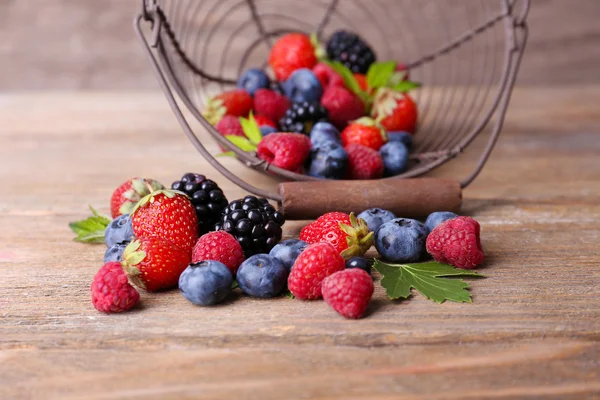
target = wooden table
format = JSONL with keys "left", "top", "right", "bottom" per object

{"left": 1, "top": 87, "right": 599, "bottom": 399}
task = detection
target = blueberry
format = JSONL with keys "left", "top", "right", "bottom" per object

{"left": 357, "top": 208, "right": 397, "bottom": 233}
{"left": 387, "top": 131, "right": 413, "bottom": 150}
{"left": 104, "top": 241, "right": 130, "bottom": 263}
{"left": 308, "top": 141, "right": 348, "bottom": 179}
{"left": 236, "top": 254, "right": 288, "bottom": 298}
{"left": 259, "top": 125, "right": 277, "bottom": 136}
{"left": 282, "top": 68, "right": 323, "bottom": 103}
{"left": 269, "top": 239, "right": 308, "bottom": 271}
{"left": 375, "top": 218, "right": 428, "bottom": 262}
{"left": 237, "top": 68, "right": 270, "bottom": 96}
{"left": 345, "top": 256, "right": 373, "bottom": 274}
{"left": 379, "top": 141, "right": 409, "bottom": 176}
{"left": 425, "top": 211, "right": 458, "bottom": 232}
{"left": 104, "top": 214, "right": 134, "bottom": 247}
{"left": 310, "top": 122, "right": 341, "bottom": 146}
{"left": 179, "top": 261, "right": 233, "bottom": 306}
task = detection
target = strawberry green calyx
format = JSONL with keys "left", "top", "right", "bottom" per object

{"left": 310, "top": 32, "right": 327, "bottom": 61}
{"left": 121, "top": 239, "right": 147, "bottom": 289}
{"left": 339, "top": 213, "right": 375, "bottom": 260}
{"left": 119, "top": 178, "right": 164, "bottom": 215}
{"left": 372, "top": 88, "right": 404, "bottom": 120}
{"left": 202, "top": 97, "right": 227, "bottom": 125}
{"left": 130, "top": 189, "right": 187, "bottom": 215}
{"left": 352, "top": 117, "right": 388, "bottom": 142}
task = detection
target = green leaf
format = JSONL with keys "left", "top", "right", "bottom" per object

{"left": 68, "top": 206, "right": 111, "bottom": 244}
{"left": 373, "top": 260, "right": 485, "bottom": 304}
{"left": 390, "top": 80, "right": 421, "bottom": 93}
{"left": 239, "top": 112, "right": 263, "bottom": 145}
{"left": 367, "top": 61, "right": 397, "bottom": 90}
{"left": 282, "top": 289, "right": 295, "bottom": 299}
{"left": 224, "top": 135, "right": 256, "bottom": 152}
{"left": 216, "top": 151, "right": 235, "bottom": 158}
{"left": 310, "top": 32, "right": 327, "bottom": 61}
{"left": 231, "top": 280, "right": 239, "bottom": 290}
{"left": 326, "top": 61, "right": 364, "bottom": 96}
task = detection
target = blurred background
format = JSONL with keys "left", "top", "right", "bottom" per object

{"left": 1, "top": 0, "right": 598, "bottom": 91}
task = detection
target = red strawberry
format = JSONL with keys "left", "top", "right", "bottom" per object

{"left": 121, "top": 237, "right": 191, "bottom": 292}
{"left": 426, "top": 216, "right": 484, "bottom": 269}
{"left": 312, "top": 63, "right": 345, "bottom": 89}
{"left": 253, "top": 114, "right": 277, "bottom": 128}
{"left": 288, "top": 242, "right": 345, "bottom": 300}
{"left": 371, "top": 88, "right": 418, "bottom": 134}
{"left": 341, "top": 117, "right": 387, "bottom": 150}
{"left": 299, "top": 212, "right": 373, "bottom": 259}
{"left": 322, "top": 269, "right": 374, "bottom": 319}
{"left": 321, "top": 85, "right": 365, "bottom": 130}
{"left": 203, "top": 89, "right": 253, "bottom": 125}
{"left": 257, "top": 132, "right": 311, "bottom": 172}
{"left": 268, "top": 33, "right": 317, "bottom": 81}
{"left": 110, "top": 178, "right": 164, "bottom": 218}
{"left": 130, "top": 190, "right": 199, "bottom": 252}
{"left": 253, "top": 89, "right": 290, "bottom": 123}
{"left": 345, "top": 143, "right": 384, "bottom": 180}
{"left": 192, "top": 231, "right": 245, "bottom": 275}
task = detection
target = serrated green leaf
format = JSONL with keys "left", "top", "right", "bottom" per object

{"left": 69, "top": 206, "right": 111, "bottom": 244}
{"left": 367, "top": 61, "right": 397, "bottom": 90}
{"left": 326, "top": 61, "right": 363, "bottom": 96}
{"left": 391, "top": 80, "right": 421, "bottom": 93}
{"left": 216, "top": 151, "right": 235, "bottom": 158}
{"left": 224, "top": 135, "right": 257, "bottom": 152}
{"left": 373, "top": 260, "right": 484, "bottom": 304}
{"left": 239, "top": 112, "right": 263, "bottom": 145}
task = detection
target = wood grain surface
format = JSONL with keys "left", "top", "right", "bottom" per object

{"left": 1, "top": 87, "right": 600, "bottom": 399}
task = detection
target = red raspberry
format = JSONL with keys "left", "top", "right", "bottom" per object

{"left": 321, "top": 85, "right": 365, "bottom": 130}
{"left": 253, "top": 89, "right": 290, "bottom": 123}
{"left": 322, "top": 269, "right": 374, "bottom": 319}
{"left": 91, "top": 262, "right": 140, "bottom": 313}
{"left": 257, "top": 132, "right": 311, "bottom": 172}
{"left": 215, "top": 115, "right": 244, "bottom": 137}
{"left": 345, "top": 143, "right": 384, "bottom": 180}
{"left": 192, "top": 231, "right": 245, "bottom": 274}
{"left": 253, "top": 114, "right": 277, "bottom": 128}
{"left": 312, "top": 62, "right": 345, "bottom": 89}
{"left": 426, "top": 216, "right": 484, "bottom": 269}
{"left": 288, "top": 242, "right": 345, "bottom": 300}
{"left": 268, "top": 33, "right": 317, "bottom": 81}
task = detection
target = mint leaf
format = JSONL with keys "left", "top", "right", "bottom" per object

{"left": 69, "top": 206, "right": 111, "bottom": 244}
{"left": 326, "top": 61, "right": 363, "bottom": 96}
{"left": 239, "top": 112, "right": 262, "bottom": 145}
{"left": 373, "top": 260, "right": 484, "bottom": 303}
{"left": 224, "top": 135, "right": 257, "bottom": 152}
{"left": 367, "top": 61, "right": 397, "bottom": 90}
{"left": 216, "top": 151, "right": 235, "bottom": 158}
{"left": 391, "top": 80, "right": 421, "bottom": 93}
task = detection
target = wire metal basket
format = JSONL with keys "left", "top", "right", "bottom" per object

{"left": 135, "top": 0, "right": 530, "bottom": 218}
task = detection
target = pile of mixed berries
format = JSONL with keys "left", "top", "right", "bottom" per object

{"left": 204, "top": 30, "right": 419, "bottom": 180}
{"left": 85, "top": 174, "right": 484, "bottom": 319}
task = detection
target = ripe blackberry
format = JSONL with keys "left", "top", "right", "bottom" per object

{"left": 214, "top": 196, "right": 285, "bottom": 256}
{"left": 279, "top": 101, "right": 329, "bottom": 134}
{"left": 326, "top": 30, "right": 376, "bottom": 74}
{"left": 171, "top": 173, "right": 228, "bottom": 235}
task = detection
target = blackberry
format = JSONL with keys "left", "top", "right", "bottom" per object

{"left": 171, "top": 173, "right": 228, "bottom": 235}
{"left": 279, "top": 101, "right": 329, "bottom": 134}
{"left": 326, "top": 30, "right": 376, "bottom": 74}
{"left": 214, "top": 196, "right": 285, "bottom": 256}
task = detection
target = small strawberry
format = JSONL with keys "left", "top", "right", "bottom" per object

{"left": 269, "top": 33, "right": 317, "bottom": 81}
{"left": 253, "top": 89, "right": 291, "bottom": 123}
{"left": 322, "top": 269, "right": 374, "bottom": 319}
{"left": 371, "top": 88, "right": 418, "bottom": 134}
{"left": 299, "top": 212, "right": 373, "bottom": 259}
{"left": 203, "top": 89, "right": 253, "bottom": 125}
{"left": 130, "top": 190, "right": 198, "bottom": 252}
{"left": 312, "top": 63, "right": 345, "bottom": 89}
{"left": 121, "top": 237, "right": 191, "bottom": 291}
{"left": 257, "top": 132, "right": 311, "bottom": 172}
{"left": 345, "top": 143, "right": 384, "bottom": 180}
{"left": 288, "top": 242, "right": 345, "bottom": 300}
{"left": 110, "top": 178, "right": 164, "bottom": 218}
{"left": 253, "top": 114, "right": 277, "bottom": 128}
{"left": 321, "top": 85, "right": 365, "bottom": 130}
{"left": 341, "top": 117, "right": 387, "bottom": 150}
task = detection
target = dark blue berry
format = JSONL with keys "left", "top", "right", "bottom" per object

{"left": 282, "top": 68, "right": 323, "bottom": 103}
{"left": 345, "top": 256, "right": 373, "bottom": 274}
{"left": 269, "top": 239, "right": 308, "bottom": 271}
{"left": 380, "top": 141, "right": 409, "bottom": 176}
{"left": 308, "top": 141, "right": 348, "bottom": 179}
{"left": 237, "top": 68, "right": 270, "bottom": 96}
{"left": 179, "top": 261, "right": 233, "bottom": 306}
{"left": 357, "top": 208, "right": 397, "bottom": 233}
{"left": 425, "top": 211, "right": 458, "bottom": 232}
{"left": 103, "top": 241, "right": 129, "bottom": 263}
{"left": 310, "top": 122, "right": 341, "bottom": 147}
{"left": 259, "top": 126, "right": 277, "bottom": 136}
{"left": 236, "top": 254, "right": 288, "bottom": 298}
{"left": 104, "top": 214, "right": 134, "bottom": 247}
{"left": 387, "top": 131, "right": 413, "bottom": 150}
{"left": 375, "top": 218, "right": 428, "bottom": 262}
